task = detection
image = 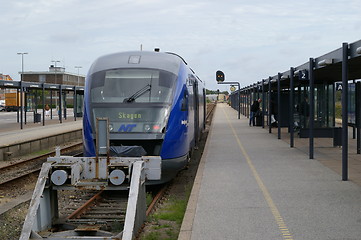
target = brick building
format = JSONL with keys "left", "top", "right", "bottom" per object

{"left": 22, "top": 66, "right": 85, "bottom": 86}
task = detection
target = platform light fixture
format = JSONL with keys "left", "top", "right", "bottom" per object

{"left": 318, "top": 58, "right": 333, "bottom": 66}
{"left": 74, "top": 66, "right": 82, "bottom": 86}
{"left": 293, "top": 69, "right": 301, "bottom": 76}
{"left": 356, "top": 47, "right": 361, "bottom": 54}
{"left": 280, "top": 74, "right": 288, "bottom": 80}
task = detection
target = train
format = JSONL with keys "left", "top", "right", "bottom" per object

{"left": 83, "top": 50, "right": 206, "bottom": 184}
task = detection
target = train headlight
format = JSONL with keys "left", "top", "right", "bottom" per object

{"left": 109, "top": 124, "right": 114, "bottom": 132}
{"left": 51, "top": 170, "right": 68, "bottom": 186}
{"left": 109, "top": 169, "right": 126, "bottom": 185}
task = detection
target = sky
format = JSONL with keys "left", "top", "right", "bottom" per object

{"left": 1, "top": 0, "right": 361, "bottom": 92}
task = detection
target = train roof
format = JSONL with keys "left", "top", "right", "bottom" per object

{"left": 88, "top": 51, "right": 186, "bottom": 76}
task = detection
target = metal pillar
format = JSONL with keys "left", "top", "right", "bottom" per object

{"left": 241, "top": 90, "right": 243, "bottom": 115}
{"left": 290, "top": 68, "right": 295, "bottom": 147}
{"left": 238, "top": 88, "right": 241, "bottom": 119}
{"left": 356, "top": 82, "right": 361, "bottom": 154}
{"left": 268, "top": 77, "right": 272, "bottom": 134}
{"left": 42, "top": 83, "right": 45, "bottom": 126}
{"left": 74, "top": 87, "right": 77, "bottom": 121}
{"left": 16, "top": 88, "right": 19, "bottom": 123}
{"left": 24, "top": 92, "right": 27, "bottom": 125}
{"left": 20, "top": 80, "right": 23, "bottom": 129}
{"left": 63, "top": 91, "right": 67, "bottom": 120}
{"left": 309, "top": 58, "right": 315, "bottom": 159}
{"left": 59, "top": 86, "right": 62, "bottom": 123}
{"left": 257, "top": 82, "right": 259, "bottom": 100}
{"left": 245, "top": 89, "right": 248, "bottom": 117}
{"left": 353, "top": 80, "right": 356, "bottom": 139}
{"left": 34, "top": 90, "right": 38, "bottom": 123}
{"left": 342, "top": 42, "right": 349, "bottom": 181}
{"left": 247, "top": 89, "right": 249, "bottom": 118}
{"left": 50, "top": 90, "right": 53, "bottom": 119}
{"left": 277, "top": 73, "right": 281, "bottom": 139}
{"left": 249, "top": 87, "right": 252, "bottom": 117}
{"left": 262, "top": 79, "right": 265, "bottom": 128}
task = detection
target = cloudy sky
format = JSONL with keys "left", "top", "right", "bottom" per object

{"left": 1, "top": 0, "right": 360, "bottom": 91}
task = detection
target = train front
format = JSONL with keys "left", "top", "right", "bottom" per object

{"left": 83, "top": 51, "right": 188, "bottom": 184}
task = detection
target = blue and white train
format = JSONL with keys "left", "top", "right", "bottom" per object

{"left": 83, "top": 50, "right": 206, "bottom": 184}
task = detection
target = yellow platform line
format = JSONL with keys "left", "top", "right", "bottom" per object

{"left": 223, "top": 107, "right": 294, "bottom": 240}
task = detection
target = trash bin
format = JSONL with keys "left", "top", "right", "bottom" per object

{"left": 34, "top": 113, "right": 41, "bottom": 123}
{"left": 255, "top": 113, "right": 263, "bottom": 126}
{"left": 333, "top": 127, "right": 342, "bottom": 146}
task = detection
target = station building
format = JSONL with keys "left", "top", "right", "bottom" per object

{"left": 22, "top": 65, "right": 85, "bottom": 86}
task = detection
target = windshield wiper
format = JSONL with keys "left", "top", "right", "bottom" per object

{"left": 123, "top": 84, "right": 151, "bottom": 103}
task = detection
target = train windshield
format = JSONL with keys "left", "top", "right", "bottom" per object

{"left": 89, "top": 68, "right": 177, "bottom": 133}
{"left": 91, "top": 69, "right": 177, "bottom": 103}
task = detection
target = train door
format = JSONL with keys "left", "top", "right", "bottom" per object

{"left": 193, "top": 79, "right": 199, "bottom": 147}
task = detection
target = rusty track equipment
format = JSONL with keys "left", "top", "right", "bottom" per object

{"left": 20, "top": 118, "right": 161, "bottom": 240}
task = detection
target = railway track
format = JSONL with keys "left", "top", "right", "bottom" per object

{"left": 206, "top": 103, "right": 216, "bottom": 120}
{"left": 56, "top": 190, "right": 128, "bottom": 233}
{"left": 0, "top": 142, "right": 83, "bottom": 186}
{"left": 55, "top": 184, "right": 168, "bottom": 236}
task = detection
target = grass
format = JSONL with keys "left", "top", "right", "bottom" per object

{"left": 140, "top": 184, "right": 192, "bottom": 240}
{"left": 146, "top": 192, "right": 153, "bottom": 207}
{"left": 141, "top": 232, "right": 161, "bottom": 240}
{"left": 152, "top": 197, "right": 187, "bottom": 224}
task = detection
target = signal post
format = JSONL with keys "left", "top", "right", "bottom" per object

{"left": 216, "top": 70, "right": 241, "bottom": 119}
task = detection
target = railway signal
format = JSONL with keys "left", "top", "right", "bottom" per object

{"left": 216, "top": 70, "right": 225, "bottom": 82}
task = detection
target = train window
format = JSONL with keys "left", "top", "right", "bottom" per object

{"left": 90, "top": 68, "right": 177, "bottom": 103}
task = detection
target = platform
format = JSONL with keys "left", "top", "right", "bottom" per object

{"left": 179, "top": 103, "right": 361, "bottom": 240}
{"left": 0, "top": 115, "right": 82, "bottom": 161}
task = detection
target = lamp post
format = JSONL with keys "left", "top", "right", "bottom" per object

{"left": 51, "top": 60, "right": 60, "bottom": 83}
{"left": 51, "top": 60, "right": 60, "bottom": 119}
{"left": 17, "top": 52, "right": 28, "bottom": 129}
{"left": 74, "top": 66, "right": 82, "bottom": 86}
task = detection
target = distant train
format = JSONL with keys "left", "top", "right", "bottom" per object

{"left": 83, "top": 50, "right": 206, "bottom": 184}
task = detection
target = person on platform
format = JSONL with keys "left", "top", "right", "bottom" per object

{"left": 300, "top": 96, "right": 310, "bottom": 128}
{"left": 250, "top": 98, "right": 262, "bottom": 126}
{"left": 45, "top": 104, "right": 50, "bottom": 118}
